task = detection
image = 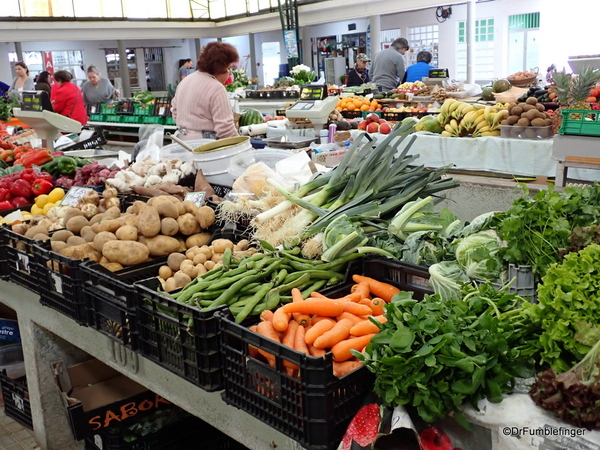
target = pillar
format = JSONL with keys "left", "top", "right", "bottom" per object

{"left": 466, "top": 0, "right": 476, "bottom": 84}
{"left": 194, "top": 38, "right": 202, "bottom": 61}
{"left": 14, "top": 42, "right": 23, "bottom": 62}
{"left": 249, "top": 33, "right": 258, "bottom": 79}
{"left": 117, "top": 40, "right": 131, "bottom": 98}
{"left": 369, "top": 15, "right": 381, "bottom": 60}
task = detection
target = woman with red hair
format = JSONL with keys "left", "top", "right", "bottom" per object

{"left": 51, "top": 70, "right": 88, "bottom": 126}
{"left": 172, "top": 42, "right": 240, "bottom": 140}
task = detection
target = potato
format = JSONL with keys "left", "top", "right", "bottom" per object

{"left": 124, "top": 215, "right": 139, "bottom": 227}
{"left": 196, "top": 206, "right": 215, "bottom": 229}
{"left": 204, "top": 260, "right": 216, "bottom": 270}
{"left": 183, "top": 200, "right": 199, "bottom": 216}
{"left": 116, "top": 225, "right": 138, "bottom": 241}
{"left": 33, "top": 233, "right": 50, "bottom": 241}
{"left": 67, "top": 236, "right": 87, "bottom": 246}
{"left": 173, "top": 271, "right": 191, "bottom": 288}
{"left": 192, "top": 253, "right": 207, "bottom": 265}
{"left": 105, "top": 206, "right": 121, "bottom": 219}
{"left": 59, "top": 243, "right": 101, "bottom": 261}
{"left": 105, "top": 262, "right": 124, "bottom": 272}
{"left": 37, "top": 218, "right": 53, "bottom": 231}
{"left": 100, "top": 256, "right": 110, "bottom": 266}
{"left": 132, "top": 201, "right": 147, "bottom": 215}
{"left": 95, "top": 219, "right": 121, "bottom": 233}
{"left": 176, "top": 202, "right": 186, "bottom": 216}
{"left": 211, "top": 253, "right": 224, "bottom": 264}
{"left": 93, "top": 231, "right": 118, "bottom": 252}
{"left": 102, "top": 241, "right": 150, "bottom": 266}
{"left": 66, "top": 216, "right": 90, "bottom": 234}
{"left": 160, "top": 217, "right": 179, "bottom": 236}
{"left": 164, "top": 277, "right": 178, "bottom": 292}
{"left": 11, "top": 223, "right": 27, "bottom": 236}
{"left": 167, "top": 253, "right": 187, "bottom": 271}
{"left": 63, "top": 208, "right": 84, "bottom": 227}
{"left": 51, "top": 230, "right": 74, "bottom": 242}
{"left": 144, "top": 235, "right": 181, "bottom": 257}
{"left": 185, "top": 233, "right": 211, "bottom": 249}
{"left": 237, "top": 239, "right": 250, "bottom": 251}
{"left": 176, "top": 214, "right": 197, "bottom": 236}
{"left": 185, "top": 247, "right": 199, "bottom": 259}
{"left": 212, "top": 238, "right": 234, "bottom": 254}
{"left": 25, "top": 226, "right": 47, "bottom": 239}
{"left": 51, "top": 241, "right": 68, "bottom": 252}
{"left": 196, "top": 264, "right": 207, "bottom": 275}
{"left": 137, "top": 205, "right": 161, "bottom": 238}
{"left": 158, "top": 265, "right": 173, "bottom": 279}
{"left": 126, "top": 206, "right": 134, "bottom": 214}
{"left": 182, "top": 264, "right": 198, "bottom": 279}
{"left": 177, "top": 237, "right": 186, "bottom": 252}
{"left": 89, "top": 213, "right": 106, "bottom": 225}
{"left": 156, "top": 200, "right": 179, "bottom": 219}
{"left": 198, "top": 246, "right": 212, "bottom": 258}
{"left": 80, "top": 226, "right": 96, "bottom": 243}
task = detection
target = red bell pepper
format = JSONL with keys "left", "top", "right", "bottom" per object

{"left": 10, "top": 179, "right": 31, "bottom": 199}
{"left": 0, "top": 149, "right": 14, "bottom": 163}
{"left": 0, "top": 188, "right": 10, "bottom": 202}
{"left": 11, "top": 197, "right": 30, "bottom": 208}
{"left": 19, "top": 168, "right": 37, "bottom": 182}
{"left": 420, "top": 427, "right": 453, "bottom": 450}
{"left": 51, "top": 151, "right": 64, "bottom": 156}
{"left": 33, "top": 172, "right": 53, "bottom": 183}
{"left": 32, "top": 179, "right": 53, "bottom": 196}
{"left": 0, "top": 200, "right": 13, "bottom": 210}
{"left": 20, "top": 150, "right": 53, "bottom": 169}
{"left": 13, "top": 146, "right": 31, "bottom": 160}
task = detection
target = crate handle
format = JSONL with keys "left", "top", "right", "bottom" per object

{"left": 246, "top": 358, "right": 282, "bottom": 406}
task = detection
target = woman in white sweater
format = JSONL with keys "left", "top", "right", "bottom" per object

{"left": 171, "top": 42, "right": 240, "bottom": 141}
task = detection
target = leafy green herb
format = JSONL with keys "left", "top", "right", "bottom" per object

{"left": 0, "top": 97, "right": 20, "bottom": 122}
{"left": 357, "top": 283, "right": 540, "bottom": 426}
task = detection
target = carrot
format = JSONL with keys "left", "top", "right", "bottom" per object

{"left": 305, "top": 318, "right": 336, "bottom": 345}
{"left": 248, "top": 325, "right": 260, "bottom": 358}
{"left": 281, "top": 321, "right": 300, "bottom": 370}
{"left": 337, "top": 311, "right": 367, "bottom": 325}
{"left": 351, "top": 281, "right": 371, "bottom": 299}
{"left": 333, "top": 361, "right": 363, "bottom": 378}
{"left": 294, "top": 325, "right": 309, "bottom": 355}
{"left": 352, "top": 274, "right": 400, "bottom": 302}
{"left": 339, "top": 301, "right": 372, "bottom": 316}
{"left": 337, "top": 292, "right": 363, "bottom": 303}
{"left": 272, "top": 307, "right": 291, "bottom": 332}
{"left": 256, "top": 321, "right": 279, "bottom": 367}
{"left": 312, "top": 316, "right": 336, "bottom": 325}
{"left": 313, "top": 319, "right": 354, "bottom": 349}
{"left": 310, "top": 291, "right": 331, "bottom": 300}
{"left": 291, "top": 288, "right": 311, "bottom": 327}
{"left": 350, "top": 316, "right": 387, "bottom": 336}
{"left": 260, "top": 310, "right": 274, "bottom": 322}
{"left": 370, "top": 298, "right": 385, "bottom": 315}
{"left": 308, "top": 344, "right": 326, "bottom": 358}
{"left": 331, "top": 334, "right": 376, "bottom": 362}
{"left": 283, "top": 299, "right": 344, "bottom": 317}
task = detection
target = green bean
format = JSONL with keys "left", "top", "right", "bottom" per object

{"left": 279, "top": 295, "right": 293, "bottom": 303}
{"left": 259, "top": 240, "right": 277, "bottom": 252}
{"left": 272, "top": 269, "right": 288, "bottom": 286}
{"left": 301, "top": 279, "right": 327, "bottom": 299}
{"left": 315, "top": 252, "right": 364, "bottom": 271}
{"left": 207, "top": 269, "right": 259, "bottom": 291}
{"left": 265, "top": 289, "right": 281, "bottom": 310}
{"left": 229, "top": 295, "right": 256, "bottom": 308}
{"left": 222, "top": 248, "right": 232, "bottom": 270}
{"left": 235, "top": 282, "right": 274, "bottom": 323}
{"left": 239, "top": 283, "right": 262, "bottom": 294}
{"left": 281, "top": 250, "right": 324, "bottom": 265}
{"left": 277, "top": 273, "right": 311, "bottom": 294}
{"left": 253, "top": 256, "right": 276, "bottom": 270}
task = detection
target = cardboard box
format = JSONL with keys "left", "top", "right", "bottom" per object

{"left": 52, "top": 359, "right": 172, "bottom": 441}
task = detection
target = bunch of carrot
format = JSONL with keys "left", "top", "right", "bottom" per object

{"left": 248, "top": 275, "right": 400, "bottom": 379}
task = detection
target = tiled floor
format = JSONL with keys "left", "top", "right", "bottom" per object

{"left": 0, "top": 398, "right": 81, "bottom": 450}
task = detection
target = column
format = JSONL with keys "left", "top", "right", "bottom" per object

{"left": 117, "top": 40, "right": 132, "bottom": 98}
{"left": 14, "top": 42, "right": 23, "bottom": 62}
{"left": 466, "top": 0, "right": 476, "bottom": 84}
{"left": 194, "top": 38, "right": 202, "bottom": 61}
{"left": 369, "top": 15, "right": 381, "bottom": 60}
{"left": 135, "top": 48, "right": 147, "bottom": 92}
{"left": 300, "top": 26, "right": 311, "bottom": 68}
{"left": 248, "top": 33, "right": 258, "bottom": 79}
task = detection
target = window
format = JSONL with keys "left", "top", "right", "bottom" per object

{"left": 407, "top": 25, "right": 439, "bottom": 67}
{"left": 508, "top": 13, "right": 540, "bottom": 75}
{"left": 456, "top": 19, "right": 495, "bottom": 81}
{"left": 381, "top": 29, "right": 401, "bottom": 50}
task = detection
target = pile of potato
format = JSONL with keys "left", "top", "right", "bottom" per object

{"left": 158, "top": 238, "right": 258, "bottom": 292}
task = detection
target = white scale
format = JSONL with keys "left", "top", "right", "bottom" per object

{"left": 284, "top": 85, "right": 338, "bottom": 137}
{"left": 12, "top": 91, "right": 81, "bottom": 152}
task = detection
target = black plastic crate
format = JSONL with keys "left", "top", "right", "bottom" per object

{"left": 60, "top": 126, "right": 107, "bottom": 151}
{"left": 341, "top": 110, "right": 362, "bottom": 119}
{"left": 134, "top": 278, "right": 225, "bottom": 392}
{"left": 34, "top": 242, "right": 88, "bottom": 325}
{"left": 220, "top": 311, "right": 374, "bottom": 450}
{"left": 152, "top": 98, "right": 172, "bottom": 117}
{"left": 0, "top": 369, "right": 33, "bottom": 430}
{"left": 87, "top": 103, "right": 103, "bottom": 115}
{"left": 117, "top": 100, "right": 135, "bottom": 115}
{"left": 381, "top": 111, "right": 407, "bottom": 122}
{"left": 84, "top": 413, "right": 247, "bottom": 450}
{"left": 1, "top": 224, "right": 43, "bottom": 293}
{"left": 81, "top": 259, "right": 166, "bottom": 349}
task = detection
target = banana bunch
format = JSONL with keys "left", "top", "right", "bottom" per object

{"left": 441, "top": 119, "right": 461, "bottom": 137}
{"left": 459, "top": 108, "right": 486, "bottom": 134}
{"left": 470, "top": 106, "right": 509, "bottom": 137}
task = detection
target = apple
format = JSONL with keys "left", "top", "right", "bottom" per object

{"left": 357, "top": 120, "right": 368, "bottom": 130}
{"left": 366, "top": 113, "right": 380, "bottom": 123}
{"left": 366, "top": 122, "right": 379, "bottom": 133}
{"left": 379, "top": 123, "right": 392, "bottom": 134}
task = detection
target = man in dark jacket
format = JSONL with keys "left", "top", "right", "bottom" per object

{"left": 346, "top": 53, "right": 371, "bottom": 87}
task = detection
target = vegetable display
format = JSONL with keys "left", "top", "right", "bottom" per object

{"left": 107, "top": 159, "right": 195, "bottom": 192}
{"left": 357, "top": 283, "right": 540, "bottom": 427}
{"left": 0, "top": 168, "right": 55, "bottom": 211}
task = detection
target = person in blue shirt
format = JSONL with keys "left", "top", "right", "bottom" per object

{"left": 404, "top": 51, "right": 436, "bottom": 83}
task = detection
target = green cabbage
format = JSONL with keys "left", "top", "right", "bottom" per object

{"left": 428, "top": 261, "right": 470, "bottom": 301}
{"left": 455, "top": 231, "right": 503, "bottom": 281}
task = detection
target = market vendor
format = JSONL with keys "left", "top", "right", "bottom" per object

{"left": 171, "top": 42, "right": 240, "bottom": 141}
{"left": 51, "top": 70, "right": 88, "bottom": 126}
{"left": 81, "top": 65, "right": 120, "bottom": 105}
{"left": 346, "top": 53, "right": 371, "bottom": 87}
{"left": 404, "top": 51, "right": 437, "bottom": 83}
{"left": 7, "top": 62, "right": 34, "bottom": 101}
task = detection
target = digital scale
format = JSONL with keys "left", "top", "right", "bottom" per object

{"left": 422, "top": 68, "right": 450, "bottom": 86}
{"left": 284, "top": 85, "right": 338, "bottom": 137}
{"left": 12, "top": 91, "right": 81, "bottom": 152}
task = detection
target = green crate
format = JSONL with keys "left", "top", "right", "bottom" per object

{"left": 361, "top": 111, "right": 382, "bottom": 118}
{"left": 122, "top": 115, "right": 143, "bottom": 124}
{"left": 100, "top": 103, "right": 117, "bottom": 114}
{"left": 88, "top": 114, "right": 105, "bottom": 122}
{"left": 559, "top": 109, "right": 600, "bottom": 137}
{"left": 142, "top": 116, "right": 165, "bottom": 124}
{"left": 165, "top": 116, "right": 176, "bottom": 126}
{"left": 105, "top": 114, "right": 121, "bottom": 123}
{"left": 133, "top": 103, "right": 153, "bottom": 116}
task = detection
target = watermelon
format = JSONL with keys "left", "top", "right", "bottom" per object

{"left": 239, "top": 108, "right": 264, "bottom": 127}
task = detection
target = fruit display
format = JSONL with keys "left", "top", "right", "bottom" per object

{"left": 357, "top": 113, "right": 392, "bottom": 134}
{"left": 507, "top": 69, "right": 538, "bottom": 86}
{"left": 336, "top": 96, "right": 382, "bottom": 112}
{"left": 386, "top": 105, "right": 431, "bottom": 114}
{"left": 239, "top": 108, "right": 264, "bottom": 127}
{"left": 436, "top": 99, "right": 507, "bottom": 137}
{"left": 500, "top": 97, "right": 554, "bottom": 139}
{"left": 517, "top": 86, "right": 553, "bottom": 103}
{"left": 396, "top": 81, "right": 425, "bottom": 93}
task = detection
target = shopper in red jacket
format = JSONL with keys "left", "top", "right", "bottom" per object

{"left": 51, "top": 70, "right": 88, "bottom": 125}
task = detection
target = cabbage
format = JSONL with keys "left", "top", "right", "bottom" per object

{"left": 455, "top": 231, "right": 503, "bottom": 281}
{"left": 428, "top": 261, "right": 470, "bottom": 301}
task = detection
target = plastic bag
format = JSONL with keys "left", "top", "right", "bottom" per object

{"left": 232, "top": 161, "right": 289, "bottom": 197}
{"left": 132, "top": 125, "right": 165, "bottom": 162}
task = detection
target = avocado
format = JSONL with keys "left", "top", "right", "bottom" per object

{"left": 481, "top": 87, "right": 494, "bottom": 101}
{"left": 373, "top": 94, "right": 384, "bottom": 100}
{"left": 492, "top": 79, "right": 511, "bottom": 93}
{"left": 336, "top": 120, "right": 351, "bottom": 131}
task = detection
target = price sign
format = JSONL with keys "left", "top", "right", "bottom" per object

{"left": 184, "top": 191, "right": 206, "bottom": 207}
{"left": 59, "top": 187, "right": 93, "bottom": 207}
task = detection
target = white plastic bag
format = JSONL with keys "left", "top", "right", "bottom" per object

{"left": 133, "top": 125, "right": 165, "bottom": 163}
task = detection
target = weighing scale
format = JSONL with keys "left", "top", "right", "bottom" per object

{"left": 422, "top": 68, "right": 450, "bottom": 86}
{"left": 284, "top": 85, "right": 338, "bottom": 137}
{"left": 568, "top": 55, "right": 600, "bottom": 73}
{"left": 12, "top": 91, "right": 81, "bottom": 152}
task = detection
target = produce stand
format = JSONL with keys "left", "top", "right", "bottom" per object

{"left": 86, "top": 121, "right": 177, "bottom": 147}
